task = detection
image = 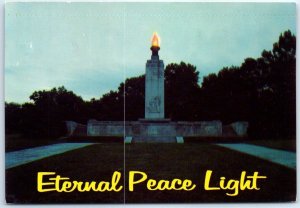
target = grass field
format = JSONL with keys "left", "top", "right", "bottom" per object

{"left": 6, "top": 143, "right": 296, "bottom": 203}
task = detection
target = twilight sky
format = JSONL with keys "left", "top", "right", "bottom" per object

{"left": 5, "top": 2, "right": 296, "bottom": 103}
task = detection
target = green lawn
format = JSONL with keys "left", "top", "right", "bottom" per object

{"left": 6, "top": 143, "right": 296, "bottom": 203}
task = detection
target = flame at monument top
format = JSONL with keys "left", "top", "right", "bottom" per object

{"left": 151, "top": 32, "right": 160, "bottom": 47}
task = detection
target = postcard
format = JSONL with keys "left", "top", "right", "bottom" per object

{"left": 5, "top": 2, "right": 296, "bottom": 203}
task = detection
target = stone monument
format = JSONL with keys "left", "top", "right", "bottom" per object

{"left": 132, "top": 32, "right": 175, "bottom": 143}
{"left": 145, "top": 32, "right": 165, "bottom": 119}
{"left": 68, "top": 32, "right": 249, "bottom": 143}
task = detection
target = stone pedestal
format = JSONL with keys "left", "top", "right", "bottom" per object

{"left": 140, "top": 43, "right": 170, "bottom": 142}
{"left": 132, "top": 119, "right": 176, "bottom": 143}
{"left": 132, "top": 136, "right": 176, "bottom": 143}
{"left": 145, "top": 52, "right": 165, "bottom": 119}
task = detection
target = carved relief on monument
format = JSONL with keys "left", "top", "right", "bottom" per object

{"left": 147, "top": 96, "right": 161, "bottom": 113}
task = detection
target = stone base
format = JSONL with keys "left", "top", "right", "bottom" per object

{"left": 132, "top": 120, "right": 176, "bottom": 138}
{"left": 138, "top": 118, "right": 171, "bottom": 123}
{"left": 132, "top": 136, "right": 177, "bottom": 143}
{"left": 72, "top": 119, "right": 228, "bottom": 139}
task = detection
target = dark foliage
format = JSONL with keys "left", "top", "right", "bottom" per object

{"left": 165, "top": 62, "right": 201, "bottom": 120}
{"left": 6, "top": 87, "right": 86, "bottom": 138}
{"left": 200, "top": 30, "right": 296, "bottom": 139}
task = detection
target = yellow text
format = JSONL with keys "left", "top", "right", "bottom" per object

{"left": 128, "top": 171, "right": 196, "bottom": 191}
{"left": 204, "top": 170, "right": 267, "bottom": 196}
{"left": 37, "top": 171, "right": 123, "bottom": 192}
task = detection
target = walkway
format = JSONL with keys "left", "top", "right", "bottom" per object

{"left": 6, "top": 143, "right": 94, "bottom": 169}
{"left": 217, "top": 143, "right": 296, "bottom": 169}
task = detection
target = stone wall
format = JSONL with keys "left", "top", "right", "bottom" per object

{"left": 65, "top": 121, "right": 87, "bottom": 136}
{"left": 65, "top": 121, "right": 78, "bottom": 136}
{"left": 230, "top": 122, "right": 249, "bottom": 136}
{"left": 66, "top": 119, "right": 250, "bottom": 139}
{"left": 85, "top": 119, "right": 222, "bottom": 137}
{"left": 87, "top": 120, "right": 125, "bottom": 136}
{"left": 176, "top": 121, "right": 222, "bottom": 137}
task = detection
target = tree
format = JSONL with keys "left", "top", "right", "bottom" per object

{"left": 124, "top": 75, "right": 145, "bottom": 120}
{"left": 254, "top": 30, "right": 296, "bottom": 138}
{"left": 165, "top": 62, "right": 201, "bottom": 120}
{"left": 94, "top": 89, "right": 124, "bottom": 121}
{"left": 200, "top": 30, "right": 296, "bottom": 139}
{"left": 201, "top": 66, "right": 251, "bottom": 122}
{"left": 16, "top": 86, "right": 86, "bottom": 138}
{"left": 5, "top": 102, "right": 22, "bottom": 134}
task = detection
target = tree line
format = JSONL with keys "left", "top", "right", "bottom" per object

{"left": 5, "top": 30, "right": 296, "bottom": 140}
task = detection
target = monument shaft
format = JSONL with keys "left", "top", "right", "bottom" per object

{"left": 145, "top": 51, "right": 165, "bottom": 119}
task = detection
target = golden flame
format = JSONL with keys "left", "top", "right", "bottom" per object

{"left": 151, "top": 32, "right": 160, "bottom": 47}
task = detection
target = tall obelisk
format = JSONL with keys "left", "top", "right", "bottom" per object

{"left": 145, "top": 32, "right": 165, "bottom": 119}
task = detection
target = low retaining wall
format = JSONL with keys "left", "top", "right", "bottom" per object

{"left": 230, "top": 122, "right": 249, "bottom": 136}
{"left": 65, "top": 121, "right": 87, "bottom": 136}
{"left": 66, "top": 120, "right": 250, "bottom": 138}
{"left": 86, "top": 119, "right": 222, "bottom": 137}
{"left": 87, "top": 120, "right": 125, "bottom": 137}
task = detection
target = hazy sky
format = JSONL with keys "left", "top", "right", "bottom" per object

{"left": 5, "top": 2, "right": 296, "bottom": 103}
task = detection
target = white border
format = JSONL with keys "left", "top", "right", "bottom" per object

{"left": 0, "top": 1, "right": 298, "bottom": 208}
